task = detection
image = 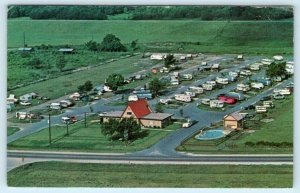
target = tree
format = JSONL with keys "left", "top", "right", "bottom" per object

{"left": 155, "top": 103, "right": 164, "bottom": 113}
{"left": 266, "top": 61, "right": 287, "bottom": 78}
{"left": 164, "top": 54, "right": 176, "bottom": 68}
{"left": 56, "top": 55, "right": 66, "bottom": 72}
{"left": 105, "top": 73, "right": 124, "bottom": 91}
{"left": 85, "top": 40, "right": 99, "bottom": 51}
{"left": 77, "top": 80, "right": 93, "bottom": 93}
{"left": 99, "top": 34, "right": 126, "bottom": 52}
{"left": 102, "top": 117, "right": 144, "bottom": 142}
{"left": 149, "top": 78, "right": 165, "bottom": 97}
{"left": 130, "top": 39, "right": 138, "bottom": 50}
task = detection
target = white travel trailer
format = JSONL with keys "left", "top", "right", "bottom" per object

{"left": 261, "top": 59, "right": 273, "bottom": 65}
{"left": 273, "top": 55, "right": 283, "bottom": 61}
{"left": 50, "top": 102, "right": 61, "bottom": 110}
{"left": 188, "top": 86, "right": 204, "bottom": 94}
{"left": 250, "top": 64, "right": 260, "bottom": 71}
{"left": 255, "top": 105, "right": 267, "bottom": 113}
{"left": 286, "top": 62, "right": 294, "bottom": 75}
{"left": 202, "top": 83, "right": 214, "bottom": 91}
{"left": 210, "top": 100, "right": 224, "bottom": 108}
{"left": 211, "top": 63, "right": 220, "bottom": 70}
{"left": 150, "top": 54, "right": 166, "bottom": 60}
{"left": 103, "top": 85, "right": 112, "bottom": 92}
{"left": 201, "top": 98, "right": 211, "bottom": 105}
{"left": 185, "top": 91, "right": 196, "bottom": 97}
{"left": 181, "top": 74, "right": 193, "bottom": 80}
{"left": 128, "top": 95, "right": 139, "bottom": 101}
{"left": 174, "top": 94, "right": 192, "bottom": 102}
{"left": 251, "top": 82, "right": 264, "bottom": 89}
{"left": 237, "top": 55, "right": 243, "bottom": 60}
{"left": 216, "top": 77, "right": 229, "bottom": 85}
{"left": 170, "top": 76, "right": 180, "bottom": 85}
{"left": 273, "top": 88, "right": 291, "bottom": 95}
{"left": 236, "top": 83, "right": 251, "bottom": 92}
{"left": 229, "top": 71, "right": 239, "bottom": 77}
{"left": 240, "top": 70, "right": 252, "bottom": 76}
{"left": 201, "top": 61, "right": 207, "bottom": 66}
{"left": 206, "top": 80, "right": 217, "bottom": 87}
{"left": 263, "top": 101, "right": 274, "bottom": 109}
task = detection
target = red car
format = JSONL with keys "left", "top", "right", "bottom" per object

{"left": 218, "top": 96, "right": 237, "bottom": 104}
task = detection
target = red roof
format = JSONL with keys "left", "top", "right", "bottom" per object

{"left": 127, "top": 99, "right": 152, "bottom": 118}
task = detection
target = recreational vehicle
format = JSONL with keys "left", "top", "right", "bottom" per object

{"left": 175, "top": 94, "right": 192, "bottom": 102}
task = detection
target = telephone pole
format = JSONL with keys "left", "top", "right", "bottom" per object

{"left": 48, "top": 113, "right": 51, "bottom": 144}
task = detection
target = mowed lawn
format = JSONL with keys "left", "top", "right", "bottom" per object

{"left": 7, "top": 162, "right": 293, "bottom": 187}
{"left": 8, "top": 120, "right": 181, "bottom": 153}
{"left": 10, "top": 55, "right": 145, "bottom": 99}
{"left": 7, "top": 127, "right": 20, "bottom": 136}
{"left": 8, "top": 20, "right": 293, "bottom": 54}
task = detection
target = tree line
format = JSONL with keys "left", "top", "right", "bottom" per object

{"left": 8, "top": 5, "right": 293, "bottom": 21}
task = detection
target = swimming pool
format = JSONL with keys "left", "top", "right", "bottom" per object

{"left": 195, "top": 129, "right": 225, "bottom": 140}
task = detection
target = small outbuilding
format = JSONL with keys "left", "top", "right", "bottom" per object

{"left": 223, "top": 111, "right": 246, "bottom": 130}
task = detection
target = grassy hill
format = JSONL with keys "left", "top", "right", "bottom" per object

{"left": 8, "top": 20, "right": 293, "bottom": 54}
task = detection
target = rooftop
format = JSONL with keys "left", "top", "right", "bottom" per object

{"left": 142, "top": 113, "right": 172, "bottom": 120}
{"left": 127, "top": 99, "right": 152, "bottom": 118}
{"left": 224, "top": 111, "right": 246, "bottom": 121}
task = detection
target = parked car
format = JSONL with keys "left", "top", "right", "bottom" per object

{"left": 240, "top": 70, "right": 252, "bottom": 76}
{"left": 62, "top": 116, "right": 77, "bottom": 124}
{"left": 218, "top": 96, "right": 237, "bottom": 104}
{"left": 273, "top": 93, "right": 285, "bottom": 100}
{"left": 251, "top": 82, "right": 264, "bottom": 90}
{"left": 260, "top": 95, "right": 272, "bottom": 101}
{"left": 20, "top": 101, "right": 31, "bottom": 106}
{"left": 182, "top": 119, "right": 197, "bottom": 128}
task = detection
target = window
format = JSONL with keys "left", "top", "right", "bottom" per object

{"left": 127, "top": 112, "right": 132, "bottom": 115}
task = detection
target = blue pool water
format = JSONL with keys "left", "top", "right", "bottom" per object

{"left": 195, "top": 129, "right": 225, "bottom": 140}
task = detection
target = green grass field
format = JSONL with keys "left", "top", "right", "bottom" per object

{"left": 7, "top": 127, "right": 20, "bottom": 136}
{"left": 8, "top": 20, "right": 293, "bottom": 54}
{"left": 177, "top": 96, "right": 293, "bottom": 154}
{"left": 9, "top": 55, "right": 150, "bottom": 100}
{"left": 8, "top": 119, "right": 181, "bottom": 153}
{"left": 7, "top": 162, "right": 292, "bottom": 187}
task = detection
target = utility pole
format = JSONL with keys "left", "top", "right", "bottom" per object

{"left": 66, "top": 122, "right": 69, "bottom": 136}
{"left": 85, "top": 112, "right": 87, "bottom": 128}
{"left": 48, "top": 113, "right": 51, "bottom": 144}
{"left": 23, "top": 32, "right": 25, "bottom": 48}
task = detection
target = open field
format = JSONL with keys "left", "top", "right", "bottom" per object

{"left": 7, "top": 162, "right": 293, "bottom": 187}
{"left": 8, "top": 119, "right": 181, "bottom": 153}
{"left": 8, "top": 20, "right": 293, "bottom": 54}
{"left": 177, "top": 96, "right": 293, "bottom": 154}
{"left": 9, "top": 55, "right": 147, "bottom": 100}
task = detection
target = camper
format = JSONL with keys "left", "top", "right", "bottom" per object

{"left": 103, "top": 85, "right": 112, "bottom": 92}
{"left": 160, "top": 67, "right": 169, "bottom": 73}
{"left": 160, "top": 98, "right": 172, "bottom": 104}
{"left": 7, "top": 94, "right": 18, "bottom": 104}
{"left": 128, "top": 95, "right": 138, "bottom": 101}
{"left": 50, "top": 102, "right": 61, "bottom": 110}
{"left": 181, "top": 74, "right": 193, "bottom": 81}
{"left": 236, "top": 83, "right": 250, "bottom": 92}
{"left": 185, "top": 91, "right": 196, "bottom": 97}
{"left": 175, "top": 94, "right": 192, "bottom": 102}
{"left": 16, "top": 111, "right": 30, "bottom": 120}
{"left": 237, "top": 55, "right": 243, "bottom": 60}
{"left": 211, "top": 63, "right": 220, "bottom": 70}
{"left": 69, "top": 92, "right": 81, "bottom": 101}
{"left": 256, "top": 78, "right": 272, "bottom": 86}
{"left": 188, "top": 86, "right": 204, "bottom": 94}
{"left": 229, "top": 71, "right": 239, "bottom": 78}
{"left": 210, "top": 100, "right": 224, "bottom": 108}
{"left": 261, "top": 59, "right": 273, "bottom": 65}
{"left": 240, "top": 70, "right": 252, "bottom": 76}
{"left": 150, "top": 54, "right": 166, "bottom": 60}
{"left": 202, "top": 83, "right": 213, "bottom": 91}
{"left": 201, "top": 98, "right": 211, "bottom": 105}
{"left": 273, "top": 88, "right": 291, "bottom": 95}
{"left": 250, "top": 64, "right": 260, "bottom": 71}
{"left": 286, "top": 62, "right": 294, "bottom": 75}
{"left": 251, "top": 82, "right": 264, "bottom": 90}
{"left": 60, "top": 100, "right": 74, "bottom": 108}
{"left": 216, "top": 77, "right": 229, "bottom": 85}
{"left": 206, "top": 80, "right": 217, "bottom": 87}
{"left": 226, "top": 92, "right": 245, "bottom": 101}
{"left": 201, "top": 61, "right": 207, "bottom": 66}
{"left": 255, "top": 105, "right": 267, "bottom": 113}
{"left": 263, "top": 101, "right": 274, "bottom": 109}
{"left": 170, "top": 76, "right": 180, "bottom": 85}
{"left": 273, "top": 55, "right": 283, "bottom": 61}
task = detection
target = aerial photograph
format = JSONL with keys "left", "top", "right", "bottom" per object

{"left": 6, "top": 5, "right": 293, "bottom": 188}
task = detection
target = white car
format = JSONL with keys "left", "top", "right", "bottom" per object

{"left": 20, "top": 101, "right": 31, "bottom": 106}
{"left": 251, "top": 82, "right": 264, "bottom": 89}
